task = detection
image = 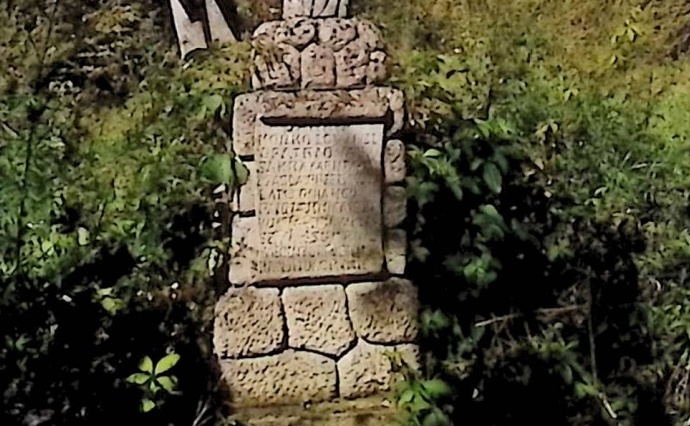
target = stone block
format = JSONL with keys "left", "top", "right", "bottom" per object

{"left": 283, "top": 285, "right": 356, "bottom": 356}
{"left": 214, "top": 287, "right": 285, "bottom": 358}
{"left": 384, "top": 139, "right": 405, "bottom": 183}
{"left": 301, "top": 44, "right": 336, "bottom": 89}
{"left": 237, "top": 161, "right": 257, "bottom": 212}
{"left": 318, "top": 19, "right": 357, "bottom": 51}
{"left": 337, "top": 340, "right": 419, "bottom": 399}
{"left": 384, "top": 229, "right": 406, "bottom": 275}
{"left": 253, "top": 42, "right": 301, "bottom": 90}
{"left": 346, "top": 279, "right": 418, "bottom": 343}
{"left": 383, "top": 186, "right": 406, "bottom": 228}
{"left": 335, "top": 38, "right": 370, "bottom": 89}
{"left": 356, "top": 20, "right": 384, "bottom": 50}
{"left": 232, "top": 93, "right": 260, "bottom": 157}
{"left": 221, "top": 350, "right": 337, "bottom": 406}
{"left": 367, "top": 51, "right": 387, "bottom": 84}
{"left": 229, "top": 216, "right": 259, "bottom": 285}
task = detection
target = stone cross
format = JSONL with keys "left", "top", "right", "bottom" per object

{"left": 213, "top": 0, "right": 420, "bottom": 415}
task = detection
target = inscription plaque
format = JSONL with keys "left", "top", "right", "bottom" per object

{"left": 254, "top": 124, "right": 384, "bottom": 281}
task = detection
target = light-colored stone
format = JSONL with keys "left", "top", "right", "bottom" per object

{"left": 253, "top": 42, "right": 301, "bottom": 90}
{"left": 283, "top": 0, "right": 308, "bottom": 18}
{"left": 367, "top": 51, "right": 387, "bottom": 84}
{"left": 356, "top": 20, "right": 384, "bottom": 50}
{"left": 283, "top": 0, "right": 345, "bottom": 18}
{"left": 220, "top": 350, "right": 337, "bottom": 406}
{"left": 229, "top": 216, "right": 259, "bottom": 284}
{"left": 237, "top": 161, "right": 257, "bottom": 212}
{"left": 206, "top": 0, "right": 237, "bottom": 44}
{"left": 232, "top": 94, "right": 260, "bottom": 157}
{"left": 301, "top": 44, "right": 336, "bottom": 89}
{"left": 312, "top": 0, "right": 339, "bottom": 17}
{"left": 346, "top": 279, "right": 418, "bottom": 343}
{"left": 384, "top": 229, "right": 406, "bottom": 275}
{"left": 278, "top": 18, "right": 317, "bottom": 49}
{"left": 383, "top": 186, "right": 406, "bottom": 228}
{"left": 214, "top": 287, "right": 285, "bottom": 358}
{"left": 170, "top": 0, "right": 207, "bottom": 58}
{"left": 318, "top": 19, "right": 357, "bottom": 52}
{"left": 283, "top": 285, "right": 356, "bottom": 356}
{"left": 335, "top": 38, "right": 370, "bottom": 88}
{"left": 252, "top": 124, "right": 385, "bottom": 282}
{"left": 338, "top": 0, "right": 349, "bottom": 17}
{"left": 384, "top": 139, "right": 405, "bottom": 183}
{"left": 379, "top": 88, "right": 405, "bottom": 136}
{"left": 338, "top": 340, "right": 419, "bottom": 399}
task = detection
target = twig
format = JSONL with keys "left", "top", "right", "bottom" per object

{"left": 473, "top": 305, "right": 583, "bottom": 328}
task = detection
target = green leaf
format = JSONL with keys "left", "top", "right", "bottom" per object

{"left": 422, "top": 379, "right": 452, "bottom": 399}
{"left": 156, "top": 376, "right": 178, "bottom": 393}
{"left": 482, "top": 162, "right": 502, "bottom": 194}
{"left": 200, "top": 154, "right": 234, "bottom": 185}
{"left": 423, "top": 149, "right": 443, "bottom": 158}
{"left": 154, "top": 353, "right": 180, "bottom": 375}
{"left": 203, "top": 94, "right": 224, "bottom": 114}
{"left": 126, "top": 373, "right": 150, "bottom": 385}
{"left": 139, "top": 356, "right": 154, "bottom": 373}
{"left": 77, "top": 227, "right": 90, "bottom": 246}
{"left": 422, "top": 409, "right": 450, "bottom": 426}
{"left": 492, "top": 152, "right": 509, "bottom": 174}
{"left": 141, "top": 399, "right": 156, "bottom": 413}
{"left": 235, "top": 160, "right": 249, "bottom": 186}
{"left": 398, "top": 388, "right": 416, "bottom": 405}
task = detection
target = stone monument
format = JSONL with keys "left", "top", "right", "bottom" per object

{"left": 214, "top": 0, "right": 419, "bottom": 414}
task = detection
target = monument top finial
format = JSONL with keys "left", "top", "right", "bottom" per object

{"left": 283, "top": 0, "right": 349, "bottom": 19}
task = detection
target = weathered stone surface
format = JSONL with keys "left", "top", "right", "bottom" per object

{"left": 229, "top": 216, "right": 259, "bottom": 284}
{"left": 279, "top": 18, "right": 317, "bottom": 48}
{"left": 252, "top": 124, "right": 384, "bottom": 282}
{"left": 384, "top": 139, "right": 405, "bottom": 183}
{"left": 301, "top": 44, "right": 336, "bottom": 89}
{"left": 367, "top": 51, "right": 387, "bottom": 84}
{"left": 170, "top": 0, "right": 207, "bottom": 58}
{"left": 283, "top": 285, "right": 356, "bottom": 356}
{"left": 338, "top": 340, "right": 419, "bottom": 399}
{"left": 206, "top": 0, "right": 237, "bottom": 44}
{"left": 237, "top": 161, "right": 257, "bottom": 212}
{"left": 383, "top": 186, "right": 406, "bottom": 228}
{"left": 384, "top": 229, "right": 406, "bottom": 275}
{"left": 220, "top": 350, "right": 337, "bottom": 406}
{"left": 356, "top": 20, "right": 384, "bottom": 50}
{"left": 318, "top": 19, "right": 357, "bottom": 51}
{"left": 335, "top": 38, "right": 370, "bottom": 88}
{"left": 346, "top": 279, "right": 418, "bottom": 343}
{"left": 379, "top": 87, "right": 405, "bottom": 136}
{"left": 283, "top": 0, "right": 347, "bottom": 18}
{"left": 253, "top": 41, "right": 300, "bottom": 90}
{"left": 230, "top": 397, "right": 396, "bottom": 426}
{"left": 214, "top": 287, "right": 285, "bottom": 358}
{"left": 232, "top": 93, "right": 261, "bottom": 157}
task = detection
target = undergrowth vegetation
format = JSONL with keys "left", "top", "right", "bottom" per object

{"left": 4, "top": 0, "right": 690, "bottom": 425}
{"left": 356, "top": 0, "right": 690, "bottom": 424}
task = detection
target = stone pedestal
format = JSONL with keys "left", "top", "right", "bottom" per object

{"left": 214, "top": 2, "right": 418, "bottom": 409}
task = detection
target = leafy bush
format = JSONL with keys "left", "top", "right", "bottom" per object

{"left": 0, "top": 0, "right": 250, "bottom": 424}
{"left": 357, "top": 0, "right": 690, "bottom": 424}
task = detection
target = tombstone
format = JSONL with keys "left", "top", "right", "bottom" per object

{"left": 214, "top": 0, "right": 419, "bottom": 416}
